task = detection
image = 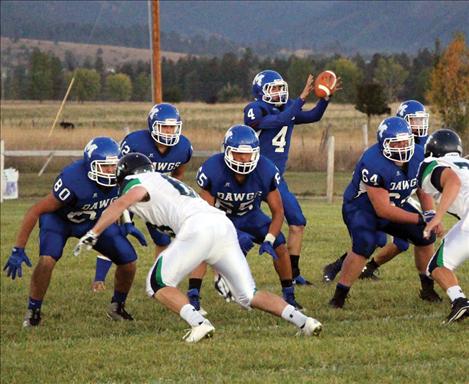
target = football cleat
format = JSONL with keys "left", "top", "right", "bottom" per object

{"left": 282, "top": 286, "right": 304, "bottom": 311}
{"left": 107, "top": 302, "right": 134, "bottom": 321}
{"left": 183, "top": 319, "right": 215, "bottom": 343}
{"left": 445, "top": 297, "right": 469, "bottom": 324}
{"left": 297, "top": 317, "right": 322, "bottom": 337}
{"left": 359, "top": 264, "right": 380, "bottom": 280}
{"left": 293, "top": 275, "right": 313, "bottom": 286}
{"left": 23, "top": 308, "right": 41, "bottom": 328}
{"left": 419, "top": 288, "right": 442, "bottom": 302}
{"left": 322, "top": 259, "right": 343, "bottom": 283}
{"left": 187, "top": 288, "right": 208, "bottom": 316}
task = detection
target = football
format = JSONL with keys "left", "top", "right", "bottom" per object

{"left": 314, "top": 70, "right": 337, "bottom": 98}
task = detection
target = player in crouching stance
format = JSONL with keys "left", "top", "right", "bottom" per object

{"left": 329, "top": 117, "right": 440, "bottom": 309}
{"left": 419, "top": 129, "right": 469, "bottom": 323}
{"left": 323, "top": 100, "right": 432, "bottom": 286}
{"left": 75, "top": 153, "right": 322, "bottom": 343}
{"left": 92, "top": 103, "right": 192, "bottom": 292}
{"left": 190, "top": 124, "right": 303, "bottom": 310}
{"left": 3, "top": 138, "right": 144, "bottom": 327}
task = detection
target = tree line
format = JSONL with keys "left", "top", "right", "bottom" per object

{"left": 1, "top": 34, "right": 468, "bottom": 133}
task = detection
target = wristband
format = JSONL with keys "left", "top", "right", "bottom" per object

{"left": 264, "top": 233, "right": 276, "bottom": 244}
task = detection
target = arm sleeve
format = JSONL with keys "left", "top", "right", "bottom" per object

{"left": 52, "top": 173, "right": 77, "bottom": 205}
{"left": 244, "top": 99, "right": 305, "bottom": 131}
{"left": 185, "top": 145, "right": 193, "bottom": 164}
{"left": 430, "top": 167, "right": 447, "bottom": 193}
{"left": 294, "top": 98, "right": 329, "bottom": 124}
{"left": 360, "top": 162, "right": 385, "bottom": 188}
{"left": 196, "top": 163, "right": 211, "bottom": 190}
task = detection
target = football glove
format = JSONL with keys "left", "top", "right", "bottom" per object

{"left": 74, "top": 230, "right": 98, "bottom": 256}
{"left": 120, "top": 223, "right": 147, "bottom": 246}
{"left": 214, "top": 274, "right": 233, "bottom": 302}
{"left": 259, "top": 233, "right": 278, "bottom": 260}
{"left": 3, "top": 247, "right": 32, "bottom": 280}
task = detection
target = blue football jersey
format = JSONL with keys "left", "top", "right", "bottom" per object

{"left": 196, "top": 153, "right": 281, "bottom": 217}
{"left": 243, "top": 98, "right": 329, "bottom": 174}
{"left": 343, "top": 144, "right": 425, "bottom": 209}
{"left": 120, "top": 130, "right": 192, "bottom": 174}
{"left": 415, "top": 135, "right": 428, "bottom": 149}
{"left": 52, "top": 159, "right": 118, "bottom": 223}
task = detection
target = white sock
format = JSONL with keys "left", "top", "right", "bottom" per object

{"left": 179, "top": 304, "right": 206, "bottom": 327}
{"left": 281, "top": 304, "right": 308, "bottom": 328}
{"left": 446, "top": 285, "right": 466, "bottom": 302}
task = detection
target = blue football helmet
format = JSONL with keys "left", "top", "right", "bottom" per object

{"left": 396, "top": 100, "right": 429, "bottom": 137}
{"left": 147, "top": 103, "right": 182, "bottom": 146}
{"left": 84, "top": 137, "right": 121, "bottom": 187}
{"left": 377, "top": 117, "right": 415, "bottom": 162}
{"left": 223, "top": 125, "right": 260, "bottom": 174}
{"left": 252, "top": 70, "right": 289, "bottom": 106}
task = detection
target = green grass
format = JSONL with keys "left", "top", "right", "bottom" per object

{"left": 1, "top": 174, "right": 468, "bottom": 384}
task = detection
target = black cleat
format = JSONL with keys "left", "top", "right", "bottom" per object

{"left": 329, "top": 296, "right": 345, "bottom": 309}
{"left": 419, "top": 288, "right": 442, "bottom": 302}
{"left": 445, "top": 297, "right": 469, "bottom": 324}
{"left": 322, "top": 259, "right": 343, "bottom": 283}
{"left": 107, "top": 302, "right": 134, "bottom": 321}
{"left": 23, "top": 308, "right": 41, "bottom": 328}
{"left": 359, "top": 264, "right": 380, "bottom": 280}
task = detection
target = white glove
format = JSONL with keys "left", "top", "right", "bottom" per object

{"left": 214, "top": 274, "right": 233, "bottom": 302}
{"left": 73, "top": 230, "right": 98, "bottom": 256}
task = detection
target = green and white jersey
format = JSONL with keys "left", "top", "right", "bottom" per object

{"left": 121, "top": 172, "right": 224, "bottom": 237}
{"left": 418, "top": 154, "right": 469, "bottom": 219}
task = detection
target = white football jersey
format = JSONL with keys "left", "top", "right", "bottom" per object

{"left": 419, "top": 154, "right": 469, "bottom": 220}
{"left": 122, "top": 172, "right": 224, "bottom": 236}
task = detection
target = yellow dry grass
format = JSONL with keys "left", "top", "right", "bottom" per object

{"left": 0, "top": 100, "right": 447, "bottom": 171}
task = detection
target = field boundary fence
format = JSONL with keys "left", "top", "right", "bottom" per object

{"left": 1, "top": 138, "right": 337, "bottom": 203}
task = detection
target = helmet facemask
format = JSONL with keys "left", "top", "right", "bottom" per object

{"left": 151, "top": 119, "right": 182, "bottom": 146}
{"left": 405, "top": 112, "right": 429, "bottom": 137}
{"left": 262, "top": 80, "right": 289, "bottom": 106}
{"left": 88, "top": 157, "right": 119, "bottom": 187}
{"left": 224, "top": 145, "right": 260, "bottom": 174}
{"left": 382, "top": 133, "right": 415, "bottom": 163}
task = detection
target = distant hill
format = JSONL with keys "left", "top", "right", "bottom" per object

{"left": 0, "top": 37, "right": 188, "bottom": 69}
{"left": 1, "top": 1, "right": 468, "bottom": 55}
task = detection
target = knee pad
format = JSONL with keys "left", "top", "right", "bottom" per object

{"left": 352, "top": 232, "right": 378, "bottom": 258}
{"left": 376, "top": 232, "right": 387, "bottom": 248}
{"left": 393, "top": 237, "right": 409, "bottom": 252}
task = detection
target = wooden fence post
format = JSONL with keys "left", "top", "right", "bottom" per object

{"left": 326, "top": 136, "right": 335, "bottom": 203}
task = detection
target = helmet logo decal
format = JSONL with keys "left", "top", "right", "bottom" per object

{"left": 397, "top": 103, "right": 408, "bottom": 117}
{"left": 378, "top": 123, "right": 387, "bottom": 139}
{"left": 254, "top": 73, "right": 265, "bottom": 86}
{"left": 149, "top": 106, "right": 159, "bottom": 120}
{"left": 85, "top": 143, "right": 98, "bottom": 157}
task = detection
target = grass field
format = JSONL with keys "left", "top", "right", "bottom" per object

{"left": 1, "top": 174, "right": 468, "bottom": 384}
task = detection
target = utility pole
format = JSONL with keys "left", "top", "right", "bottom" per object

{"left": 148, "top": 0, "right": 162, "bottom": 103}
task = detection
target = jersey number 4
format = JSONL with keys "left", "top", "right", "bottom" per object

{"left": 272, "top": 126, "right": 288, "bottom": 153}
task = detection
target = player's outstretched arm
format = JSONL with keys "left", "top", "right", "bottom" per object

{"left": 15, "top": 193, "right": 63, "bottom": 248}
{"left": 423, "top": 168, "right": 460, "bottom": 238}
{"left": 93, "top": 187, "right": 148, "bottom": 236}
{"left": 265, "top": 189, "right": 284, "bottom": 238}
{"left": 4, "top": 193, "right": 63, "bottom": 279}
{"left": 198, "top": 188, "right": 216, "bottom": 206}
{"left": 367, "top": 186, "right": 421, "bottom": 224}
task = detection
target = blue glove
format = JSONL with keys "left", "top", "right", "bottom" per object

{"left": 423, "top": 210, "right": 436, "bottom": 223}
{"left": 259, "top": 241, "right": 278, "bottom": 260}
{"left": 120, "top": 223, "right": 148, "bottom": 246}
{"left": 3, "top": 247, "right": 32, "bottom": 280}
